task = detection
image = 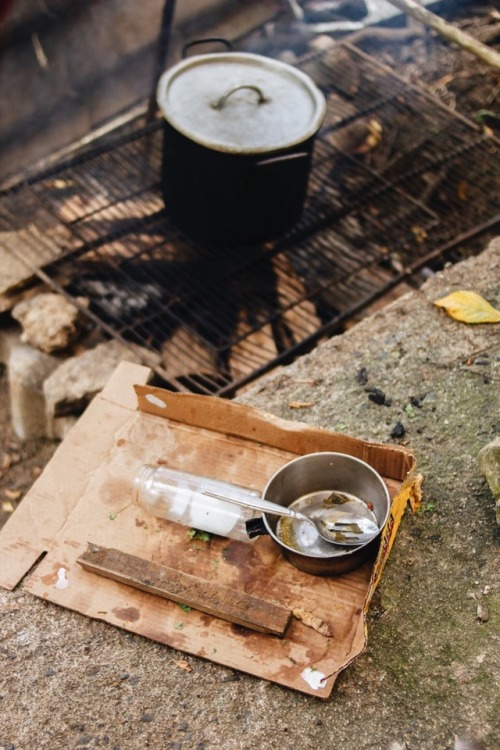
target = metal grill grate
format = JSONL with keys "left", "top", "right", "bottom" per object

{"left": 1, "top": 43, "right": 499, "bottom": 396}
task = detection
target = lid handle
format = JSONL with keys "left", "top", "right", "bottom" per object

{"left": 211, "top": 85, "right": 271, "bottom": 111}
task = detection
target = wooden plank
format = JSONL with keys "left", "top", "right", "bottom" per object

{"left": 77, "top": 544, "right": 292, "bottom": 637}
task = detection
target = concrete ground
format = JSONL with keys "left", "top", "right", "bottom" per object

{"left": 0, "top": 239, "right": 499, "bottom": 750}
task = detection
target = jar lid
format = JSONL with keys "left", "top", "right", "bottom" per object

{"left": 156, "top": 52, "right": 326, "bottom": 155}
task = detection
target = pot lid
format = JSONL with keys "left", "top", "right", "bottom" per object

{"left": 156, "top": 52, "right": 326, "bottom": 154}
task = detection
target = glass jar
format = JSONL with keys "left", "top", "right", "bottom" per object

{"left": 133, "top": 465, "right": 260, "bottom": 542}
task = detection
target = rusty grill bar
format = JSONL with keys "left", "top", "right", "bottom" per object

{"left": 1, "top": 43, "right": 499, "bottom": 396}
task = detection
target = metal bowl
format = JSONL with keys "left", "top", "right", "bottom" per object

{"left": 260, "top": 452, "right": 390, "bottom": 576}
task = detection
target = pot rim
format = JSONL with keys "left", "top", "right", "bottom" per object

{"left": 261, "top": 451, "right": 391, "bottom": 560}
{"left": 156, "top": 52, "right": 327, "bottom": 155}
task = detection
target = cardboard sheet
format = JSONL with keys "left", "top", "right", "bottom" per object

{"left": 0, "top": 362, "right": 418, "bottom": 698}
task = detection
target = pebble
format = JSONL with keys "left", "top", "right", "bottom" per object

{"left": 365, "top": 386, "right": 391, "bottom": 406}
{"left": 356, "top": 367, "right": 368, "bottom": 385}
{"left": 390, "top": 421, "right": 406, "bottom": 438}
{"left": 476, "top": 602, "right": 490, "bottom": 622}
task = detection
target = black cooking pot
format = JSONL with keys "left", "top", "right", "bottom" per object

{"left": 156, "top": 45, "right": 326, "bottom": 245}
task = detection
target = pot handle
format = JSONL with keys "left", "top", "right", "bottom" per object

{"left": 182, "top": 37, "right": 233, "bottom": 58}
{"left": 245, "top": 517, "right": 268, "bottom": 539}
{"left": 256, "top": 152, "right": 310, "bottom": 167}
{"left": 212, "top": 85, "right": 270, "bottom": 110}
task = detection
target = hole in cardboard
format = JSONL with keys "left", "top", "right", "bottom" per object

{"left": 145, "top": 394, "right": 167, "bottom": 409}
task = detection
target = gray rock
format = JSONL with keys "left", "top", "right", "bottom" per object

{"left": 4, "top": 333, "right": 59, "bottom": 440}
{"left": 12, "top": 293, "right": 88, "bottom": 354}
{"left": 478, "top": 436, "right": 500, "bottom": 525}
{"left": 43, "top": 339, "right": 143, "bottom": 420}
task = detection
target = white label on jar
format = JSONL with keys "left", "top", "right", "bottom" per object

{"left": 188, "top": 494, "right": 240, "bottom": 536}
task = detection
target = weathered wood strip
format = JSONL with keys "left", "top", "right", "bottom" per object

{"left": 78, "top": 544, "right": 291, "bottom": 636}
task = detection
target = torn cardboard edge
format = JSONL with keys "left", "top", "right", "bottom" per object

{"left": 0, "top": 362, "right": 152, "bottom": 589}
{"left": 0, "top": 361, "right": 418, "bottom": 698}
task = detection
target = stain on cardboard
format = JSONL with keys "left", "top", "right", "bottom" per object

{"left": 99, "top": 478, "right": 132, "bottom": 506}
{"left": 41, "top": 571, "right": 59, "bottom": 586}
{"left": 112, "top": 606, "right": 141, "bottom": 622}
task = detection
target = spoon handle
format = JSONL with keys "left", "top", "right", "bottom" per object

{"left": 201, "top": 489, "right": 303, "bottom": 520}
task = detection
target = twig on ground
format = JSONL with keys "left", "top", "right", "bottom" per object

{"left": 384, "top": 0, "right": 500, "bottom": 70}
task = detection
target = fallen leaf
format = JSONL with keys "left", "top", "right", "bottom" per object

{"left": 356, "top": 119, "right": 382, "bottom": 153}
{"left": 1, "top": 501, "right": 15, "bottom": 513}
{"left": 411, "top": 225, "right": 428, "bottom": 244}
{"left": 4, "top": 489, "right": 21, "bottom": 501}
{"left": 292, "top": 608, "right": 332, "bottom": 637}
{"left": 409, "top": 473, "right": 424, "bottom": 513}
{"left": 172, "top": 659, "right": 192, "bottom": 672}
{"left": 457, "top": 180, "right": 468, "bottom": 201}
{"left": 434, "top": 291, "right": 500, "bottom": 324}
{"left": 1, "top": 454, "right": 12, "bottom": 471}
{"left": 404, "top": 403, "right": 416, "bottom": 418}
{"left": 288, "top": 401, "right": 315, "bottom": 409}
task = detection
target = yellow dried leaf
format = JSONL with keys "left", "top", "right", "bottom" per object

{"left": 288, "top": 401, "right": 315, "bottom": 409}
{"left": 408, "top": 473, "right": 424, "bottom": 514}
{"left": 172, "top": 659, "right": 192, "bottom": 672}
{"left": 357, "top": 119, "right": 383, "bottom": 153}
{"left": 411, "top": 225, "right": 428, "bottom": 244}
{"left": 1, "top": 454, "right": 12, "bottom": 471}
{"left": 4, "top": 489, "right": 21, "bottom": 500}
{"left": 457, "top": 180, "right": 468, "bottom": 201}
{"left": 434, "top": 291, "right": 500, "bottom": 324}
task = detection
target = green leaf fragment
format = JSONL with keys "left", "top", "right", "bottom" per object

{"left": 404, "top": 403, "right": 416, "bottom": 418}
{"left": 187, "top": 529, "right": 212, "bottom": 542}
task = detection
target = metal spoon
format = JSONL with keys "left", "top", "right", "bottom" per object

{"left": 202, "top": 489, "right": 380, "bottom": 546}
